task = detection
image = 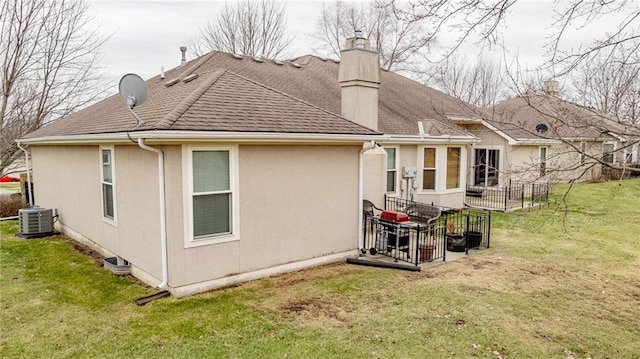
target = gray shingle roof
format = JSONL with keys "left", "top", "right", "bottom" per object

{"left": 24, "top": 51, "right": 484, "bottom": 139}
{"left": 487, "top": 95, "right": 630, "bottom": 141}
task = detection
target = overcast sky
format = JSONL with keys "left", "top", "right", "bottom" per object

{"left": 89, "top": 0, "right": 624, "bottom": 91}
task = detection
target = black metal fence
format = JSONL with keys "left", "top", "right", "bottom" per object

{"left": 465, "top": 180, "right": 549, "bottom": 211}
{"left": 360, "top": 197, "right": 491, "bottom": 267}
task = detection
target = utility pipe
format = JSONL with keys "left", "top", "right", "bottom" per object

{"left": 358, "top": 141, "right": 377, "bottom": 251}
{"left": 16, "top": 142, "right": 33, "bottom": 207}
{"left": 137, "top": 138, "right": 168, "bottom": 290}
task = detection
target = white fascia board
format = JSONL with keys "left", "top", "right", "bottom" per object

{"left": 384, "top": 134, "right": 479, "bottom": 145}
{"left": 445, "top": 114, "right": 485, "bottom": 123}
{"left": 512, "top": 138, "right": 563, "bottom": 145}
{"left": 17, "top": 131, "right": 389, "bottom": 145}
{"left": 604, "top": 132, "right": 627, "bottom": 142}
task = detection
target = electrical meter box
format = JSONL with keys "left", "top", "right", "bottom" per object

{"left": 402, "top": 166, "right": 417, "bottom": 178}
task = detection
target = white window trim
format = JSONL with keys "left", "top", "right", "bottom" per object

{"left": 624, "top": 144, "right": 634, "bottom": 164}
{"left": 183, "top": 145, "right": 240, "bottom": 248}
{"left": 472, "top": 146, "right": 503, "bottom": 187}
{"left": 418, "top": 146, "right": 438, "bottom": 192}
{"left": 603, "top": 141, "right": 616, "bottom": 164}
{"left": 100, "top": 146, "right": 117, "bottom": 226}
{"left": 385, "top": 146, "right": 399, "bottom": 195}
{"left": 539, "top": 146, "right": 548, "bottom": 177}
{"left": 445, "top": 146, "right": 463, "bottom": 190}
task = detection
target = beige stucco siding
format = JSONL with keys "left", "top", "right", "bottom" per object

{"left": 168, "top": 144, "right": 361, "bottom": 287}
{"left": 31, "top": 145, "right": 165, "bottom": 281}
{"left": 382, "top": 144, "right": 466, "bottom": 208}
{"left": 32, "top": 143, "right": 362, "bottom": 290}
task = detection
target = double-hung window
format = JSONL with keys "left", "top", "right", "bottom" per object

{"left": 385, "top": 147, "right": 397, "bottom": 193}
{"left": 446, "top": 147, "right": 461, "bottom": 189}
{"left": 603, "top": 143, "right": 614, "bottom": 164}
{"left": 539, "top": 147, "right": 547, "bottom": 177}
{"left": 187, "top": 147, "right": 237, "bottom": 244}
{"left": 422, "top": 148, "right": 436, "bottom": 190}
{"left": 625, "top": 145, "right": 633, "bottom": 164}
{"left": 101, "top": 148, "right": 116, "bottom": 222}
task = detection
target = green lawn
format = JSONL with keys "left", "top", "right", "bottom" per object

{"left": 1, "top": 179, "right": 639, "bottom": 358}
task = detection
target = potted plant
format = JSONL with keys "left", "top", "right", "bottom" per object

{"left": 419, "top": 238, "right": 436, "bottom": 262}
{"left": 446, "top": 221, "right": 465, "bottom": 252}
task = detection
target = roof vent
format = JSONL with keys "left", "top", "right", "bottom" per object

{"left": 252, "top": 57, "right": 263, "bottom": 63}
{"left": 535, "top": 123, "right": 549, "bottom": 133}
{"left": 273, "top": 59, "right": 283, "bottom": 65}
{"left": 164, "top": 78, "right": 180, "bottom": 87}
{"left": 183, "top": 73, "right": 199, "bottom": 83}
{"left": 232, "top": 53, "right": 243, "bottom": 59}
{"left": 291, "top": 62, "right": 301, "bottom": 68}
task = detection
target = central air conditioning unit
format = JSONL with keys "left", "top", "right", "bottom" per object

{"left": 18, "top": 208, "right": 54, "bottom": 237}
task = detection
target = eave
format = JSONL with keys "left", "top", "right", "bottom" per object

{"left": 17, "top": 130, "right": 388, "bottom": 145}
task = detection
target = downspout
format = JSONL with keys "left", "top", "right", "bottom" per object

{"left": 358, "top": 140, "right": 377, "bottom": 251}
{"left": 136, "top": 138, "right": 168, "bottom": 290}
{"left": 16, "top": 142, "right": 33, "bottom": 207}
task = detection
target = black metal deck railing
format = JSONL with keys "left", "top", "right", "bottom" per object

{"left": 465, "top": 180, "right": 549, "bottom": 211}
{"left": 360, "top": 197, "right": 491, "bottom": 267}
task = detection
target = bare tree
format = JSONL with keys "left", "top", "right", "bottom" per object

{"left": 571, "top": 48, "right": 640, "bottom": 125}
{"left": 0, "top": 0, "right": 107, "bottom": 176}
{"left": 311, "top": 0, "right": 435, "bottom": 72}
{"left": 188, "top": 0, "right": 292, "bottom": 59}
{"left": 428, "top": 55, "right": 508, "bottom": 107}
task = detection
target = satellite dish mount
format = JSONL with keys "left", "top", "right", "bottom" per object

{"left": 118, "top": 73, "right": 148, "bottom": 127}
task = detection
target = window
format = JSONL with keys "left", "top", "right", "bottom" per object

{"left": 422, "top": 148, "right": 436, "bottom": 190}
{"left": 474, "top": 148, "right": 500, "bottom": 187}
{"left": 101, "top": 148, "right": 116, "bottom": 221}
{"left": 446, "top": 147, "right": 461, "bottom": 189}
{"left": 186, "top": 146, "right": 238, "bottom": 244}
{"left": 603, "top": 143, "right": 614, "bottom": 164}
{"left": 192, "top": 150, "right": 232, "bottom": 237}
{"left": 625, "top": 145, "right": 633, "bottom": 164}
{"left": 385, "top": 147, "right": 397, "bottom": 193}
{"left": 580, "top": 142, "right": 586, "bottom": 165}
{"left": 539, "top": 147, "right": 547, "bottom": 177}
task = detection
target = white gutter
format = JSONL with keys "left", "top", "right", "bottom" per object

{"left": 16, "top": 142, "right": 33, "bottom": 207}
{"left": 358, "top": 141, "right": 377, "bottom": 251}
{"left": 384, "top": 135, "right": 479, "bottom": 144}
{"left": 18, "top": 131, "right": 386, "bottom": 145}
{"left": 136, "top": 138, "right": 168, "bottom": 290}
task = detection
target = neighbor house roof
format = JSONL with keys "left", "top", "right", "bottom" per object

{"left": 485, "top": 95, "right": 633, "bottom": 143}
{"left": 22, "top": 51, "right": 483, "bottom": 141}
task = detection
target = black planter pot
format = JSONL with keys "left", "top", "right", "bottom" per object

{"left": 464, "top": 231, "right": 482, "bottom": 249}
{"left": 446, "top": 234, "right": 465, "bottom": 252}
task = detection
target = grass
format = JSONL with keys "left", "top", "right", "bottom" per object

{"left": 1, "top": 179, "right": 639, "bottom": 358}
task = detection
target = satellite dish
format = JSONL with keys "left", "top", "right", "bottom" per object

{"left": 119, "top": 73, "right": 148, "bottom": 109}
{"left": 535, "top": 123, "right": 549, "bottom": 133}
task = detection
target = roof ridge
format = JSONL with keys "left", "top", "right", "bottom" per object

{"left": 223, "top": 69, "right": 379, "bottom": 133}
{"left": 155, "top": 68, "right": 226, "bottom": 129}
{"left": 179, "top": 52, "right": 217, "bottom": 78}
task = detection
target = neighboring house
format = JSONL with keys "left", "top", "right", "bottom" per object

{"left": 18, "top": 35, "right": 483, "bottom": 297}
{"left": 453, "top": 81, "right": 640, "bottom": 185}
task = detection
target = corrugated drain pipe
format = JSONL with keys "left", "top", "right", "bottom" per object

{"left": 358, "top": 141, "right": 377, "bottom": 251}
{"left": 136, "top": 138, "right": 168, "bottom": 290}
{"left": 16, "top": 142, "right": 33, "bottom": 207}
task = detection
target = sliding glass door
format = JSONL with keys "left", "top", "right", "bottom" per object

{"left": 474, "top": 148, "right": 500, "bottom": 186}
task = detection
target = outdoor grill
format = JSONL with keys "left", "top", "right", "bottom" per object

{"left": 377, "top": 210, "right": 411, "bottom": 254}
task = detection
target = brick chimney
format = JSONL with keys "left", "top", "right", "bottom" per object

{"left": 543, "top": 80, "right": 560, "bottom": 97}
{"left": 338, "top": 31, "right": 380, "bottom": 131}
